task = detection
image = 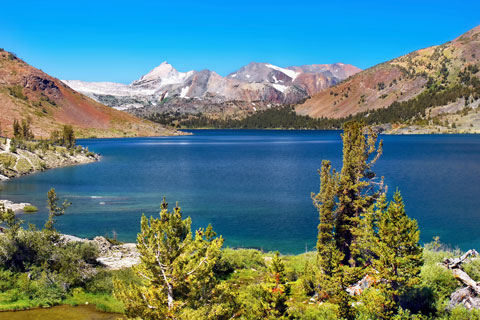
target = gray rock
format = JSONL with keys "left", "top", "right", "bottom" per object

{"left": 0, "top": 200, "right": 32, "bottom": 213}
{"left": 449, "top": 286, "right": 480, "bottom": 310}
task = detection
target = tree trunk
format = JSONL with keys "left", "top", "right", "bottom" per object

{"left": 167, "top": 284, "right": 174, "bottom": 310}
{"left": 443, "top": 249, "right": 480, "bottom": 310}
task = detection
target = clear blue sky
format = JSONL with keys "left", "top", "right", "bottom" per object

{"left": 1, "top": 0, "right": 479, "bottom": 83}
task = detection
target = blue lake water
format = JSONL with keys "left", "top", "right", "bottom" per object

{"left": 0, "top": 130, "right": 479, "bottom": 254}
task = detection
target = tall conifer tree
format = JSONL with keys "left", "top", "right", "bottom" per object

{"left": 335, "top": 121, "right": 383, "bottom": 266}
{"left": 313, "top": 121, "right": 422, "bottom": 318}
{"left": 313, "top": 121, "right": 383, "bottom": 319}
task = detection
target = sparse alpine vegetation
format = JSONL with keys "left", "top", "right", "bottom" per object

{"left": 0, "top": 120, "right": 98, "bottom": 180}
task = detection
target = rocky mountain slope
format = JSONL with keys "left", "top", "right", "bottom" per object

{"left": 63, "top": 62, "right": 360, "bottom": 118}
{"left": 0, "top": 49, "right": 179, "bottom": 138}
{"left": 296, "top": 25, "right": 480, "bottom": 132}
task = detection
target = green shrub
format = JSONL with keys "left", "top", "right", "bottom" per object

{"left": 0, "top": 154, "right": 16, "bottom": 169}
{"left": 85, "top": 269, "right": 138, "bottom": 294}
{"left": 462, "top": 259, "right": 480, "bottom": 282}
{"left": 442, "top": 305, "right": 480, "bottom": 320}
{"left": 214, "top": 248, "right": 266, "bottom": 278}
{"left": 420, "top": 263, "right": 458, "bottom": 302}
{"left": 15, "top": 158, "right": 33, "bottom": 173}
{"left": 287, "top": 301, "right": 340, "bottom": 320}
{"left": 8, "top": 85, "right": 27, "bottom": 100}
{"left": 22, "top": 205, "right": 38, "bottom": 213}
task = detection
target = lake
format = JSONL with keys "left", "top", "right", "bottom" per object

{"left": 1, "top": 130, "right": 479, "bottom": 254}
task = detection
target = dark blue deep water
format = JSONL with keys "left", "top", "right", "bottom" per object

{"left": 1, "top": 130, "right": 479, "bottom": 254}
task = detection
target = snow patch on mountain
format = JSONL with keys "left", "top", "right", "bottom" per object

{"left": 180, "top": 86, "right": 190, "bottom": 98}
{"left": 265, "top": 64, "right": 299, "bottom": 80}
{"left": 271, "top": 84, "right": 289, "bottom": 93}
{"left": 62, "top": 80, "right": 156, "bottom": 96}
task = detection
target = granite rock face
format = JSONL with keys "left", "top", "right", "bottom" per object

{"left": 62, "top": 235, "right": 141, "bottom": 270}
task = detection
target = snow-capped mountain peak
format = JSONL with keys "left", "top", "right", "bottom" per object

{"left": 132, "top": 62, "right": 193, "bottom": 86}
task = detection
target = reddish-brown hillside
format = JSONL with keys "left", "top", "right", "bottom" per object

{"left": 0, "top": 49, "right": 178, "bottom": 138}
{"left": 296, "top": 25, "right": 480, "bottom": 119}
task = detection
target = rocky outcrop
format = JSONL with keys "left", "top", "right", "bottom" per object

{"left": 62, "top": 235, "right": 140, "bottom": 270}
{"left": 0, "top": 200, "right": 32, "bottom": 213}
{"left": 22, "top": 73, "right": 60, "bottom": 96}
{"left": 96, "top": 242, "right": 140, "bottom": 270}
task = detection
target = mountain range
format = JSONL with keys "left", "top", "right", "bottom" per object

{"left": 0, "top": 49, "right": 178, "bottom": 138}
{"left": 63, "top": 62, "right": 360, "bottom": 117}
{"left": 2, "top": 25, "right": 478, "bottom": 136}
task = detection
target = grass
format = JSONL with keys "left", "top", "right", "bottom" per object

{"left": 64, "top": 290, "right": 124, "bottom": 313}
{"left": 0, "top": 291, "right": 124, "bottom": 313}
{"left": 0, "top": 154, "right": 16, "bottom": 169}
{"left": 15, "top": 158, "right": 33, "bottom": 173}
{"left": 8, "top": 85, "right": 27, "bottom": 101}
{"left": 22, "top": 205, "right": 38, "bottom": 213}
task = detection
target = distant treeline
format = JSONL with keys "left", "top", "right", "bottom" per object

{"left": 147, "top": 71, "right": 480, "bottom": 130}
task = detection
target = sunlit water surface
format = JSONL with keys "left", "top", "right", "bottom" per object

{"left": 1, "top": 130, "right": 479, "bottom": 254}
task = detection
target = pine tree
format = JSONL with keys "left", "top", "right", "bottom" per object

{"left": 21, "top": 118, "right": 33, "bottom": 140}
{"left": 12, "top": 119, "right": 21, "bottom": 139}
{"left": 62, "top": 125, "right": 75, "bottom": 149}
{"left": 312, "top": 121, "right": 384, "bottom": 319}
{"left": 114, "top": 198, "right": 225, "bottom": 320}
{"left": 44, "top": 188, "right": 71, "bottom": 236}
{"left": 365, "top": 190, "right": 423, "bottom": 312}
{"left": 313, "top": 160, "right": 344, "bottom": 299}
{"left": 266, "top": 252, "right": 290, "bottom": 318}
{"left": 335, "top": 121, "right": 383, "bottom": 267}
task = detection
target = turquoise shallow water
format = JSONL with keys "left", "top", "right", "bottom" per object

{"left": 1, "top": 130, "right": 479, "bottom": 254}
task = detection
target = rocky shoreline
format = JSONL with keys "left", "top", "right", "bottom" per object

{"left": 372, "top": 123, "right": 480, "bottom": 135}
{"left": 0, "top": 138, "right": 100, "bottom": 180}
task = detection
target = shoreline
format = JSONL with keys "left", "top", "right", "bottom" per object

{"left": 0, "top": 138, "right": 100, "bottom": 181}
{"left": 0, "top": 304, "right": 126, "bottom": 318}
{"left": 175, "top": 126, "right": 480, "bottom": 135}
